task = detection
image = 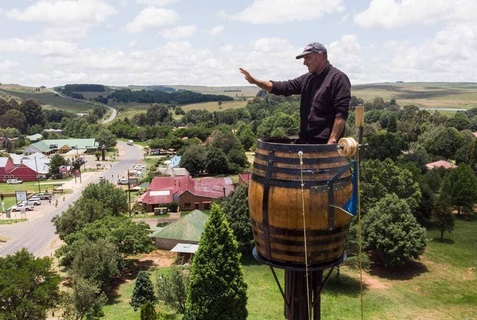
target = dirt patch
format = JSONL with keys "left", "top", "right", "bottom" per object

{"left": 137, "top": 249, "right": 177, "bottom": 268}
{"left": 361, "top": 272, "right": 391, "bottom": 290}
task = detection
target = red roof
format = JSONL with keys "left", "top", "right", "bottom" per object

{"left": 141, "top": 175, "right": 234, "bottom": 205}
{"left": 426, "top": 160, "right": 456, "bottom": 170}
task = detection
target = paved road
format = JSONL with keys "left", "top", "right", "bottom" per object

{"left": 46, "top": 88, "right": 117, "bottom": 124}
{"left": 0, "top": 142, "right": 144, "bottom": 257}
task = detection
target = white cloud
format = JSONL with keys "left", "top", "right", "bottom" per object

{"left": 6, "top": 0, "right": 117, "bottom": 26}
{"left": 124, "top": 7, "right": 179, "bottom": 32}
{"left": 354, "top": 0, "right": 477, "bottom": 29}
{"left": 0, "top": 60, "right": 18, "bottom": 71}
{"left": 209, "top": 25, "right": 224, "bottom": 37}
{"left": 0, "top": 38, "right": 77, "bottom": 57}
{"left": 137, "top": 0, "right": 180, "bottom": 6}
{"left": 160, "top": 25, "right": 198, "bottom": 40}
{"left": 228, "top": 0, "right": 345, "bottom": 24}
{"left": 328, "top": 35, "right": 363, "bottom": 75}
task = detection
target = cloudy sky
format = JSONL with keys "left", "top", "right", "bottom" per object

{"left": 0, "top": 0, "right": 476, "bottom": 88}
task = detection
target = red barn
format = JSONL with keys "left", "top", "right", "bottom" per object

{"left": 0, "top": 157, "right": 15, "bottom": 182}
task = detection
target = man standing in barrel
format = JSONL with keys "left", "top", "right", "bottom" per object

{"left": 240, "top": 42, "right": 351, "bottom": 145}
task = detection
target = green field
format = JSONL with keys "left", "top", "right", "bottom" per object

{"left": 100, "top": 216, "right": 476, "bottom": 320}
{"left": 3, "top": 82, "right": 477, "bottom": 118}
{"left": 351, "top": 82, "right": 477, "bottom": 109}
{"left": 0, "top": 85, "right": 94, "bottom": 113}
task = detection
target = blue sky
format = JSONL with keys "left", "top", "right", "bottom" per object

{"left": 0, "top": 0, "right": 475, "bottom": 88}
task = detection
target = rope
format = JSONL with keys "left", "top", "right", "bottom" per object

{"left": 298, "top": 150, "right": 312, "bottom": 320}
{"left": 337, "top": 137, "right": 359, "bottom": 157}
{"left": 356, "top": 144, "right": 365, "bottom": 320}
{"left": 338, "top": 136, "right": 364, "bottom": 319}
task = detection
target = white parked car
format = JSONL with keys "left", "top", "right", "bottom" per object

{"left": 11, "top": 203, "right": 34, "bottom": 212}
{"left": 6, "top": 178, "right": 23, "bottom": 184}
{"left": 23, "top": 199, "right": 41, "bottom": 206}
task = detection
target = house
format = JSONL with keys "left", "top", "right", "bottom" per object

{"left": 23, "top": 138, "right": 98, "bottom": 156}
{"left": 426, "top": 160, "right": 456, "bottom": 170}
{"left": 138, "top": 175, "right": 235, "bottom": 212}
{"left": 0, "top": 157, "right": 15, "bottom": 182}
{"left": 7, "top": 164, "right": 39, "bottom": 182}
{"left": 6, "top": 153, "right": 50, "bottom": 181}
{"left": 150, "top": 209, "right": 208, "bottom": 250}
{"left": 26, "top": 133, "right": 43, "bottom": 142}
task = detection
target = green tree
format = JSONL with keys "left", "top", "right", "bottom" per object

{"left": 419, "top": 126, "right": 463, "bottom": 160}
{"left": 19, "top": 99, "right": 45, "bottom": 130}
{"left": 227, "top": 148, "right": 249, "bottom": 172}
{"left": 180, "top": 144, "right": 206, "bottom": 175}
{"left": 207, "top": 128, "right": 242, "bottom": 155}
{"left": 205, "top": 147, "right": 229, "bottom": 174}
{"left": 130, "top": 271, "right": 156, "bottom": 311}
{"left": 0, "top": 249, "right": 61, "bottom": 319}
{"left": 49, "top": 153, "right": 67, "bottom": 175}
{"left": 140, "top": 301, "right": 158, "bottom": 320}
{"left": 432, "top": 193, "right": 455, "bottom": 241}
{"left": 52, "top": 181, "right": 128, "bottom": 239}
{"left": 237, "top": 125, "right": 256, "bottom": 151}
{"left": 364, "top": 132, "right": 407, "bottom": 161}
{"left": 0, "top": 109, "right": 27, "bottom": 132}
{"left": 361, "top": 158, "right": 422, "bottom": 214}
{"left": 156, "top": 265, "right": 189, "bottom": 314}
{"left": 70, "top": 238, "right": 121, "bottom": 292}
{"left": 218, "top": 184, "right": 254, "bottom": 254}
{"left": 60, "top": 276, "right": 107, "bottom": 320}
{"left": 184, "top": 203, "right": 248, "bottom": 320}
{"left": 440, "top": 163, "right": 477, "bottom": 215}
{"left": 56, "top": 216, "right": 154, "bottom": 267}
{"left": 362, "top": 194, "right": 427, "bottom": 267}
{"left": 95, "top": 128, "right": 117, "bottom": 148}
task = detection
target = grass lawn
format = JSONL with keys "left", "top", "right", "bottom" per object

{"left": 100, "top": 216, "right": 476, "bottom": 320}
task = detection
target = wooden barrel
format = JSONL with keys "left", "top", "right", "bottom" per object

{"left": 248, "top": 137, "right": 353, "bottom": 270}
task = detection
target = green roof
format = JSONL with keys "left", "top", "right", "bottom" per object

{"left": 151, "top": 210, "right": 209, "bottom": 242}
{"left": 29, "top": 138, "right": 98, "bottom": 152}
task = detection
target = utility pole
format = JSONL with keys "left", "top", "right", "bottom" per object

{"left": 34, "top": 157, "right": 41, "bottom": 193}
{"left": 127, "top": 169, "right": 131, "bottom": 217}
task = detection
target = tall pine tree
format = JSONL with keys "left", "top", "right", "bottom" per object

{"left": 184, "top": 203, "right": 248, "bottom": 320}
{"left": 130, "top": 271, "right": 156, "bottom": 311}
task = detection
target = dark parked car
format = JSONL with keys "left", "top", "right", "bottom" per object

{"left": 35, "top": 192, "right": 52, "bottom": 200}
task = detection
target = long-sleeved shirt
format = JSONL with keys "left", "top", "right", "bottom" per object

{"left": 270, "top": 63, "right": 351, "bottom": 143}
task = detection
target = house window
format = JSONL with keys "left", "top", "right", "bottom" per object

{"left": 204, "top": 202, "right": 211, "bottom": 210}
{"left": 184, "top": 202, "right": 191, "bottom": 208}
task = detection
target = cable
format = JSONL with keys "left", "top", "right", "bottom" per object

{"left": 298, "top": 150, "right": 312, "bottom": 320}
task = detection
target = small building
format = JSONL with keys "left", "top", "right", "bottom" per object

{"left": 426, "top": 160, "right": 456, "bottom": 170}
{"left": 170, "top": 243, "right": 199, "bottom": 263}
{"left": 150, "top": 210, "right": 208, "bottom": 250}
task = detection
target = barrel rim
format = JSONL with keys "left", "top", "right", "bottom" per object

{"left": 257, "top": 137, "right": 339, "bottom": 152}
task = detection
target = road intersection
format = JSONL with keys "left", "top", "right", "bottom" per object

{"left": 0, "top": 141, "right": 144, "bottom": 257}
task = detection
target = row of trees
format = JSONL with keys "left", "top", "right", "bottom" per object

{"left": 107, "top": 88, "right": 233, "bottom": 105}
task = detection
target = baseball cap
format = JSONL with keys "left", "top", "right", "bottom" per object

{"left": 296, "top": 42, "right": 327, "bottom": 59}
